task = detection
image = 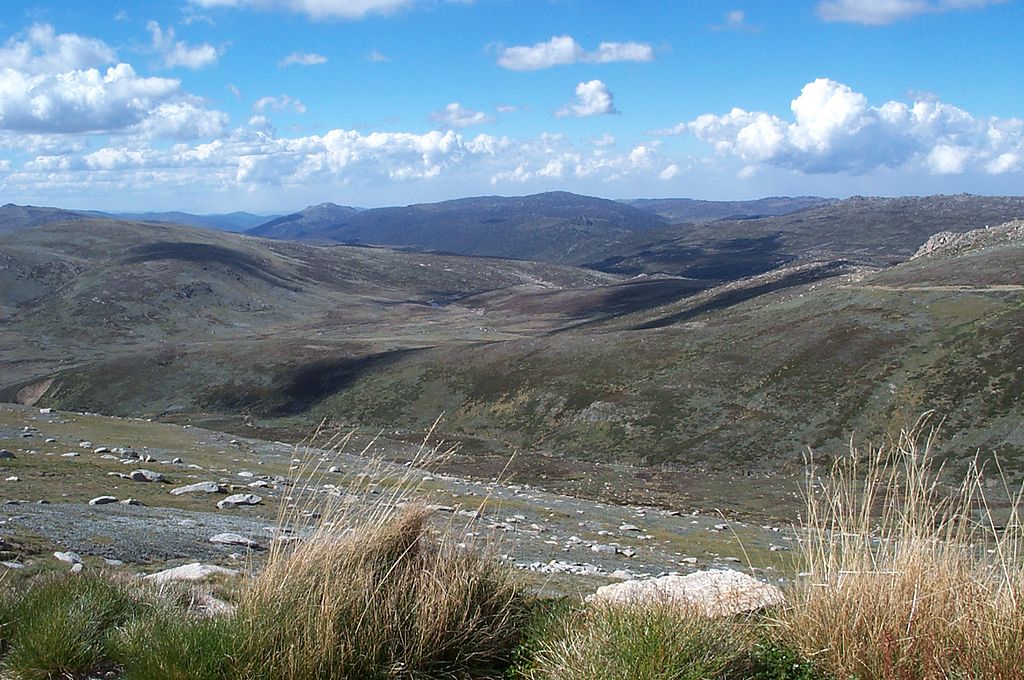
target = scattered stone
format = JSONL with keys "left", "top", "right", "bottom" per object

{"left": 5, "top": 476, "right": 19, "bottom": 482}
{"left": 217, "top": 493, "right": 263, "bottom": 509}
{"left": 88, "top": 496, "right": 118, "bottom": 506}
{"left": 236, "top": 471, "right": 255, "bottom": 478}
{"left": 54, "top": 551, "right": 81, "bottom": 565}
{"left": 129, "top": 469, "right": 165, "bottom": 483}
{"left": 327, "top": 466, "right": 342, "bottom": 473}
{"left": 619, "top": 524, "right": 641, "bottom": 532}
{"left": 170, "top": 481, "right": 223, "bottom": 495}
{"left": 144, "top": 562, "right": 239, "bottom": 585}
{"left": 39, "top": 407, "right": 54, "bottom": 414}
{"left": 247, "top": 480, "right": 271, "bottom": 489}
{"left": 713, "top": 523, "right": 729, "bottom": 531}
{"left": 590, "top": 543, "right": 618, "bottom": 555}
{"left": 93, "top": 446, "right": 110, "bottom": 454}
{"left": 78, "top": 441, "right": 93, "bottom": 449}
{"left": 209, "top": 533, "right": 262, "bottom": 549}
{"left": 44, "top": 438, "right": 56, "bottom": 443}
{"left": 2, "top": 561, "right": 24, "bottom": 569}
{"left": 104, "top": 558, "right": 124, "bottom": 566}
{"left": 69, "top": 563, "right": 84, "bottom": 574}
{"left": 589, "top": 568, "right": 785, "bottom": 617}
{"left": 120, "top": 498, "right": 144, "bottom": 506}
{"left": 0, "top": 450, "right": 15, "bottom": 460}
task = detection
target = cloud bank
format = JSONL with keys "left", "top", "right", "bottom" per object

{"left": 669, "top": 78, "right": 1022, "bottom": 176}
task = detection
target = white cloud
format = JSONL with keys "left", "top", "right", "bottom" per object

{"left": 253, "top": 94, "right": 307, "bottom": 114}
{"left": 710, "top": 10, "right": 759, "bottom": 32}
{"left": 678, "top": 78, "right": 1024, "bottom": 175}
{"left": 0, "top": 24, "right": 226, "bottom": 140}
{"left": 279, "top": 51, "right": 327, "bottom": 67}
{"left": 659, "top": 163, "right": 679, "bottom": 180}
{"left": 0, "top": 23, "right": 115, "bottom": 74}
{"left": 190, "top": 0, "right": 415, "bottom": 20}
{"left": 430, "top": 102, "right": 493, "bottom": 128}
{"left": 817, "top": 0, "right": 1005, "bottom": 25}
{"left": 497, "top": 35, "right": 654, "bottom": 71}
{"left": 366, "top": 48, "right": 390, "bottom": 62}
{"left": 557, "top": 80, "right": 617, "bottom": 118}
{"left": 147, "top": 21, "right": 220, "bottom": 69}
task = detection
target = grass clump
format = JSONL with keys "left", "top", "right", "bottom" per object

{"left": 236, "top": 506, "right": 526, "bottom": 679}
{"left": 0, "top": 572, "right": 141, "bottom": 679}
{"left": 110, "top": 611, "right": 238, "bottom": 680}
{"left": 784, "top": 417, "right": 1024, "bottom": 679}
{"left": 230, "top": 426, "right": 527, "bottom": 680}
{"left": 524, "top": 602, "right": 745, "bottom": 680}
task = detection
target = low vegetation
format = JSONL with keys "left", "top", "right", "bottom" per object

{"left": 0, "top": 421, "right": 1019, "bottom": 679}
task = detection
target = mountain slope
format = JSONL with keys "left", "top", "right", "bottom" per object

{"left": 249, "top": 192, "right": 668, "bottom": 262}
{"left": 0, "top": 204, "right": 98, "bottom": 234}
{"left": 621, "top": 196, "right": 834, "bottom": 224}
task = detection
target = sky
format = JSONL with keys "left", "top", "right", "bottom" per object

{"left": 0, "top": 0, "right": 1022, "bottom": 213}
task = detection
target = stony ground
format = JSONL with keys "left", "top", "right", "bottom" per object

{"left": 0, "top": 403, "right": 797, "bottom": 596}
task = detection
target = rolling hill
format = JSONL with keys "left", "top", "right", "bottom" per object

{"left": 248, "top": 192, "right": 669, "bottom": 262}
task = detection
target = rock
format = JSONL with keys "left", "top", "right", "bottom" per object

{"left": 588, "top": 568, "right": 785, "bottom": 617}
{"left": 5, "top": 476, "right": 20, "bottom": 482}
{"left": 590, "top": 543, "right": 618, "bottom": 555}
{"left": 170, "top": 481, "right": 223, "bottom": 495}
{"left": 237, "top": 471, "right": 255, "bottom": 478}
{"left": 39, "top": 407, "right": 54, "bottom": 414}
{"left": 247, "top": 480, "right": 272, "bottom": 489}
{"left": 0, "top": 450, "right": 16, "bottom": 459}
{"left": 93, "top": 446, "right": 110, "bottom": 454}
{"left": 69, "top": 563, "right": 84, "bottom": 574}
{"left": 104, "top": 558, "right": 124, "bottom": 566}
{"left": 209, "top": 533, "right": 262, "bottom": 549}
{"left": 88, "top": 496, "right": 118, "bottom": 505}
{"left": 217, "top": 493, "right": 263, "bottom": 509}
{"left": 120, "top": 498, "right": 143, "bottom": 506}
{"left": 129, "top": 469, "right": 165, "bottom": 483}
{"left": 61, "top": 452, "right": 79, "bottom": 458}
{"left": 619, "top": 524, "right": 641, "bottom": 532}
{"left": 54, "top": 551, "right": 82, "bottom": 565}
{"left": 78, "top": 441, "right": 93, "bottom": 449}
{"left": 327, "top": 466, "right": 342, "bottom": 473}
{"left": 144, "top": 562, "right": 239, "bottom": 585}
{"left": 2, "top": 561, "right": 24, "bottom": 569}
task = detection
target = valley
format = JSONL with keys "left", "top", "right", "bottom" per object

{"left": 2, "top": 192, "right": 1023, "bottom": 522}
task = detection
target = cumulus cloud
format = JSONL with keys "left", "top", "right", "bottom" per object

{"left": 190, "top": 0, "right": 414, "bottom": 20}
{"left": 557, "top": 80, "right": 617, "bottom": 118}
{"left": 147, "top": 21, "right": 220, "bottom": 69}
{"left": 279, "top": 51, "right": 327, "bottom": 67}
{"left": 0, "top": 24, "right": 226, "bottom": 140}
{"left": 497, "top": 35, "right": 654, "bottom": 71}
{"left": 253, "top": 94, "right": 307, "bottom": 113}
{"left": 817, "top": 0, "right": 1005, "bottom": 25}
{"left": 0, "top": 23, "right": 115, "bottom": 73}
{"left": 430, "top": 102, "right": 493, "bottom": 128}
{"left": 677, "top": 78, "right": 1024, "bottom": 175}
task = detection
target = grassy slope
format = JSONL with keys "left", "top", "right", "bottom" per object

{"left": 3, "top": 218, "right": 1023, "bottom": 500}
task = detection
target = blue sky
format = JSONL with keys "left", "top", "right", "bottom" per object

{"left": 0, "top": 0, "right": 1021, "bottom": 212}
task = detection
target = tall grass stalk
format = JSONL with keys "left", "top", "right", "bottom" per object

{"left": 786, "top": 416, "right": 1024, "bottom": 679}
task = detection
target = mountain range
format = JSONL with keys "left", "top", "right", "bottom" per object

{"left": 1, "top": 191, "right": 1022, "bottom": 509}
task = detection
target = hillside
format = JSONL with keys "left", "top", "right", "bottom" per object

{"left": 621, "top": 196, "right": 834, "bottom": 224}
{"left": 592, "top": 194, "right": 1024, "bottom": 278}
{"left": 249, "top": 192, "right": 668, "bottom": 262}
{"left": 107, "top": 211, "right": 276, "bottom": 232}
{"left": 0, "top": 204, "right": 98, "bottom": 234}
{"left": 3, "top": 214, "right": 1022, "bottom": 511}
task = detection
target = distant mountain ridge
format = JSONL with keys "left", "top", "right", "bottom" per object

{"left": 248, "top": 192, "right": 669, "bottom": 262}
{"left": 0, "top": 204, "right": 277, "bottom": 234}
{"left": 621, "top": 196, "right": 834, "bottom": 224}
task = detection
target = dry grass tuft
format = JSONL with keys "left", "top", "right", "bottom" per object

{"left": 233, "top": 422, "right": 527, "bottom": 679}
{"left": 784, "top": 415, "right": 1024, "bottom": 680}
